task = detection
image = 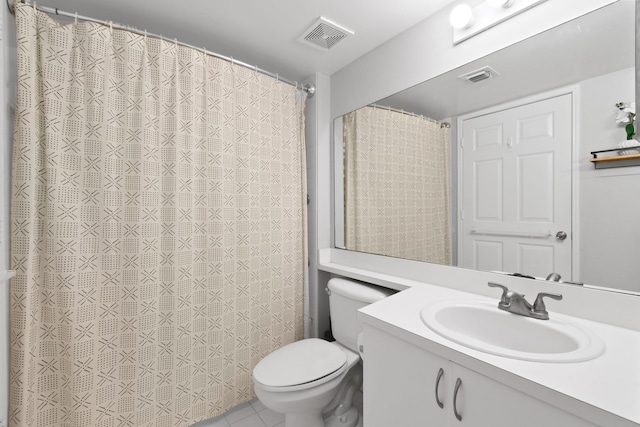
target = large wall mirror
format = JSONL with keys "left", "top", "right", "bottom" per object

{"left": 334, "top": 1, "right": 639, "bottom": 293}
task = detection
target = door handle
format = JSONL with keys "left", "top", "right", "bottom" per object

{"left": 556, "top": 231, "right": 567, "bottom": 241}
{"left": 453, "top": 377, "right": 463, "bottom": 421}
{"left": 435, "top": 367, "right": 444, "bottom": 408}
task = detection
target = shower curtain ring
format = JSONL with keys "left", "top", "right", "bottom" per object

{"left": 294, "top": 81, "right": 298, "bottom": 90}
{"left": 74, "top": 12, "right": 78, "bottom": 24}
{"left": 276, "top": 73, "right": 279, "bottom": 82}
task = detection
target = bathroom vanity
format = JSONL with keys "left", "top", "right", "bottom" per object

{"left": 364, "top": 328, "right": 599, "bottom": 427}
{"left": 357, "top": 284, "right": 640, "bottom": 427}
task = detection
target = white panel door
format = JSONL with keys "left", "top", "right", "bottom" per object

{"left": 460, "top": 94, "right": 572, "bottom": 279}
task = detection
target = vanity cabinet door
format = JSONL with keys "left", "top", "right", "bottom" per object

{"left": 363, "top": 324, "right": 598, "bottom": 427}
{"left": 451, "top": 364, "right": 598, "bottom": 427}
{"left": 363, "top": 324, "right": 449, "bottom": 427}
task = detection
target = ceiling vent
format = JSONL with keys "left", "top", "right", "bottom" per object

{"left": 298, "top": 17, "right": 354, "bottom": 51}
{"left": 458, "top": 66, "right": 500, "bottom": 83}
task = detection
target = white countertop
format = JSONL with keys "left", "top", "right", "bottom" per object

{"left": 358, "top": 284, "right": 640, "bottom": 427}
{"left": 318, "top": 248, "right": 640, "bottom": 330}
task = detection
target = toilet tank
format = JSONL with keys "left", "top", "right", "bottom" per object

{"left": 328, "top": 278, "right": 396, "bottom": 353}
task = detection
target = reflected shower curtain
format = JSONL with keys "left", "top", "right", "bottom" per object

{"left": 344, "top": 106, "right": 451, "bottom": 265}
{"left": 10, "top": 4, "right": 305, "bottom": 426}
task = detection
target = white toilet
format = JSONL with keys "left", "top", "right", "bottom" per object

{"left": 253, "top": 278, "right": 394, "bottom": 427}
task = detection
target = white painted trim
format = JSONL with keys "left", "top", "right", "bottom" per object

{"left": 570, "top": 86, "right": 581, "bottom": 283}
{"left": 456, "top": 114, "right": 465, "bottom": 267}
{"left": 456, "top": 84, "right": 580, "bottom": 120}
{"left": 333, "top": 117, "right": 344, "bottom": 249}
{"left": 456, "top": 84, "right": 580, "bottom": 280}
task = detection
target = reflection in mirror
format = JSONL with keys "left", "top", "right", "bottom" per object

{"left": 342, "top": 106, "right": 451, "bottom": 265}
{"left": 334, "top": 1, "right": 639, "bottom": 293}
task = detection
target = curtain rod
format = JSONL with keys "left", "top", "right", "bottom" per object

{"left": 369, "top": 104, "right": 450, "bottom": 128}
{"left": 10, "top": 0, "right": 316, "bottom": 98}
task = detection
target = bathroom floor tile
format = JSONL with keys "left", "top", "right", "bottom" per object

{"left": 192, "top": 397, "right": 363, "bottom": 427}
{"left": 228, "top": 413, "right": 266, "bottom": 427}
{"left": 250, "top": 399, "right": 266, "bottom": 412}
{"left": 225, "top": 402, "right": 256, "bottom": 425}
{"left": 209, "top": 417, "right": 230, "bottom": 427}
{"left": 191, "top": 415, "right": 229, "bottom": 427}
{"left": 191, "top": 414, "right": 229, "bottom": 427}
{"left": 257, "top": 408, "right": 285, "bottom": 427}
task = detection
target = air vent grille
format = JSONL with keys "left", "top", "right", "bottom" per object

{"left": 458, "top": 66, "right": 500, "bottom": 83}
{"left": 299, "top": 17, "right": 354, "bottom": 51}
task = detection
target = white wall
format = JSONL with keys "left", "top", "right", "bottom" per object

{"left": 577, "top": 67, "right": 640, "bottom": 292}
{"left": 304, "top": 73, "right": 332, "bottom": 338}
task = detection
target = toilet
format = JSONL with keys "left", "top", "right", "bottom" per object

{"left": 253, "top": 278, "right": 395, "bottom": 427}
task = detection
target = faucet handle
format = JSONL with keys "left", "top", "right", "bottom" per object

{"left": 488, "top": 282, "right": 510, "bottom": 304}
{"left": 532, "top": 292, "right": 563, "bottom": 316}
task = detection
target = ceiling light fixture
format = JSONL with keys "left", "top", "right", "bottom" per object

{"left": 449, "top": 4, "right": 474, "bottom": 30}
{"left": 451, "top": 0, "right": 547, "bottom": 45}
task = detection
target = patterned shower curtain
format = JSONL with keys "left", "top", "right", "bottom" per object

{"left": 9, "top": 3, "right": 306, "bottom": 426}
{"left": 343, "top": 106, "right": 451, "bottom": 265}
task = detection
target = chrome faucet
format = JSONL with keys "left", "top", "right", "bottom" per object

{"left": 488, "top": 282, "right": 562, "bottom": 320}
{"left": 545, "top": 272, "right": 562, "bottom": 282}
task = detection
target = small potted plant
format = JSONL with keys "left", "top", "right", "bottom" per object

{"left": 615, "top": 101, "right": 639, "bottom": 154}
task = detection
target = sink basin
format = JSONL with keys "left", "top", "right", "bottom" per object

{"left": 421, "top": 300, "right": 605, "bottom": 363}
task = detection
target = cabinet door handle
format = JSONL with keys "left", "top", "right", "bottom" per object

{"left": 453, "top": 378, "right": 463, "bottom": 421}
{"left": 434, "top": 367, "right": 444, "bottom": 408}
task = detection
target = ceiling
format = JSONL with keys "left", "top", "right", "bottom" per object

{"left": 39, "top": 0, "right": 457, "bottom": 82}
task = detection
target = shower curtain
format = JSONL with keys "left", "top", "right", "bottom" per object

{"left": 343, "top": 106, "right": 451, "bottom": 265}
{"left": 9, "top": 3, "right": 306, "bottom": 426}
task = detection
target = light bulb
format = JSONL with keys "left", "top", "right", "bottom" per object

{"left": 487, "top": 0, "right": 513, "bottom": 8}
{"left": 449, "top": 4, "right": 474, "bottom": 29}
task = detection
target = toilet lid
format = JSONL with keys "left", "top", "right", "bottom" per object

{"left": 253, "top": 338, "right": 347, "bottom": 388}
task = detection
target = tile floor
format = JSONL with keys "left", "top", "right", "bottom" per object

{"left": 191, "top": 391, "right": 363, "bottom": 427}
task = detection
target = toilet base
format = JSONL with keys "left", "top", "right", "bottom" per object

{"left": 285, "top": 411, "right": 325, "bottom": 427}
{"left": 282, "top": 405, "right": 359, "bottom": 427}
{"left": 324, "top": 406, "right": 359, "bottom": 427}
{"left": 322, "top": 362, "right": 362, "bottom": 427}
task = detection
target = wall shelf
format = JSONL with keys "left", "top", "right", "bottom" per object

{"left": 589, "top": 148, "right": 640, "bottom": 169}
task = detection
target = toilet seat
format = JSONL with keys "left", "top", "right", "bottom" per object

{"left": 253, "top": 339, "right": 347, "bottom": 392}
